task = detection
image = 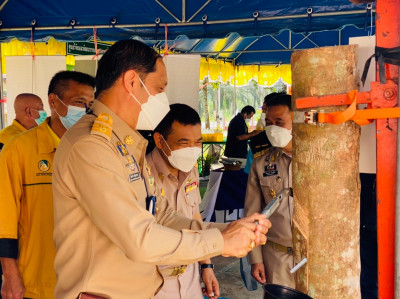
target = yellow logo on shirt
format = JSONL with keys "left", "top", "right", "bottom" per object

{"left": 38, "top": 160, "right": 50, "bottom": 172}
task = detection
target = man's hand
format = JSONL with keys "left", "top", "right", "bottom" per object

{"left": 242, "top": 213, "right": 270, "bottom": 246}
{"left": 201, "top": 268, "right": 219, "bottom": 299}
{"left": 251, "top": 263, "right": 267, "bottom": 284}
{"left": 221, "top": 213, "right": 271, "bottom": 257}
{"left": 1, "top": 258, "right": 25, "bottom": 299}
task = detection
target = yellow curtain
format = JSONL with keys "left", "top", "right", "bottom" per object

{"left": 1, "top": 38, "right": 66, "bottom": 73}
{"left": 234, "top": 64, "right": 292, "bottom": 86}
{"left": 200, "top": 57, "right": 291, "bottom": 86}
{"left": 1, "top": 39, "right": 292, "bottom": 86}
{"left": 200, "top": 58, "right": 235, "bottom": 82}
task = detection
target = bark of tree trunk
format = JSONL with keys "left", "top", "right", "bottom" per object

{"left": 291, "top": 45, "right": 361, "bottom": 298}
{"left": 203, "top": 77, "right": 210, "bottom": 129}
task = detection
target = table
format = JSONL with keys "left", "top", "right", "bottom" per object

{"left": 200, "top": 167, "right": 248, "bottom": 223}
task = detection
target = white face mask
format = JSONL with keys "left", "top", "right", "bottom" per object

{"left": 130, "top": 76, "right": 170, "bottom": 130}
{"left": 260, "top": 113, "right": 266, "bottom": 127}
{"left": 245, "top": 118, "right": 251, "bottom": 124}
{"left": 161, "top": 136, "right": 201, "bottom": 172}
{"left": 54, "top": 95, "right": 86, "bottom": 129}
{"left": 265, "top": 125, "right": 292, "bottom": 148}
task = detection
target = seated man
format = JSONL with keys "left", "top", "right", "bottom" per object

{"left": 147, "top": 104, "right": 220, "bottom": 299}
{"left": 225, "top": 105, "right": 261, "bottom": 158}
{"left": 244, "top": 94, "right": 295, "bottom": 288}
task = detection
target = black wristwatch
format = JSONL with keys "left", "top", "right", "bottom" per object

{"left": 200, "top": 263, "right": 214, "bottom": 270}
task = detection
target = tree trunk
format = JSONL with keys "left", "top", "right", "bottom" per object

{"left": 291, "top": 45, "right": 361, "bottom": 298}
{"left": 203, "top": 77, "right": 210, "bottom": 129}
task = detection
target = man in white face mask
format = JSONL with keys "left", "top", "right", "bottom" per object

{"left": 147, "top": 103, "right": 220, "bottom": 299}
{"left": 52, "top": 40, "right": 271, "bottom": 299}
{"left": 244, "top": 94, "right": 295, "bottom": 290}
{"left": 251, "top": 93, "right": 284, "bottom": 155}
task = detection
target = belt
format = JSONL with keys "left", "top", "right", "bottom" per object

{"left": 266, "top": 240, "right": 293, "bottom": 255}
{"left": 159, "top": 265, "right": 188, "bottom": 277}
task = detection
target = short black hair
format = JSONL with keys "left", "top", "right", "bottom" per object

{"left": 266, "top": 94, "right": 292, "bottom": 111}
{"left": 48, "top": 71, "right": 95, "bottom": 97}
{"left": 263, "top": 92, "right": 286, "bottom": 105}
{"left": 241, "top": 105, "right": 256, "bottom": 115}
{"left": 96, "top": 39, "right": 161, "bottom": 97}
{"left": 154, "top": 103, "right": 201, "bottom": 138}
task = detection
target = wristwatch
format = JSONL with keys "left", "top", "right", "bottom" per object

{"left": 200, "top": 263, "right": 214, "bottom": 270}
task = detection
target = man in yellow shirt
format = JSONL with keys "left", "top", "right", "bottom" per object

{"left": 0, "top": 93, "right": 45, "bottom": 150}
{"left": 0, "top": 71, "right": 95, "bottom": 299}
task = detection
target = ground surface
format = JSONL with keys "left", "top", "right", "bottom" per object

{"left": 200, "top": 178, "right": 264, "bottom": 299}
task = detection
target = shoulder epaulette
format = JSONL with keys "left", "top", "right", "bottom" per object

{"left": 90, "top": 113, "right": 113, "bottom": 140}
{"left": 253, "top": 147, "right": 270, "bottom": 159}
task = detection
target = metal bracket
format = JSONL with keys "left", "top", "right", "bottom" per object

{"left": 293, "top": 110, "right": 324, "bottom": 125}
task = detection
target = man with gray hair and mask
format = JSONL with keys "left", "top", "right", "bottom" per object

{"left": 244, "top": 94, "right": 295, "bottom": 289}
{"left": 0, "top": 93, "right": 45, "bottom": 150}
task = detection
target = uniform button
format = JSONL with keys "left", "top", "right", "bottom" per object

{"left": 124, "top": 135, "right": 134, "bottom": 145}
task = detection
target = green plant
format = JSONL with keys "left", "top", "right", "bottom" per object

{"left": 201, "top": 153, "right": 219, "bottom": 177}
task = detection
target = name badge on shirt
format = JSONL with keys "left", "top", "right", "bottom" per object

{"left": 263, "top": 170, "right": 278, "bottom": 177}
{"left": 129, "top": 173, "right": 140, "bottom": 182}
{"left": 185, "top": 182, "right": 198, "bottom": 193}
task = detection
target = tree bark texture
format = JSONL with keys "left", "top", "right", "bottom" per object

{"left": 291, "top": 45, "right": 361, "bottom": 298}
{"left": 203, "top": 77, "right": 210, "bottom": 129}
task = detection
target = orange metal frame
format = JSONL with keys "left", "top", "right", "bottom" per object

{"left": 295, "top": 1, "right": 399, "bottom": 297}
{"left": 376, "top": 1, "right": 399, "bottom": 298}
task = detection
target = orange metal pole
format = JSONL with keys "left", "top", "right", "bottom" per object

{"left": 375, "top": 1, "right": 400, "bottom": 298}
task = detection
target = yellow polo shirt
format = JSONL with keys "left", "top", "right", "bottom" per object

{"left": 0, "top": 118, "right": 58, "bottom": 299}
{"left": 0, "top": 120, "right": 27, "bottom": 149}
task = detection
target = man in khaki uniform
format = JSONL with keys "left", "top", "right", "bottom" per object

{"left": 244, "top": 94, "right": 295, "bottom": 288}
{"left": 52, "top": 40, "right": 270, "bottom": 299}
{"left": 148, "top": 104, "right": 221, "bottom": 299}
{"left": 0, "top": 93, "right": 45, "bottom": 150}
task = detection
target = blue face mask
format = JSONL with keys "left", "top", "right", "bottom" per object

{"left": 34, "top": 110, "right": 47, "bottom": 125}
{"left": 55, "top": 95, "right": 86, "bottom": 129}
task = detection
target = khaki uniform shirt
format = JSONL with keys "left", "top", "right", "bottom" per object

{"left": 0, "top": 119, "right": 27, "bottom": 150}
{"left": 53, "top": 101, "right": 225, "bottom": 299}
{"left": 244, "top": 147, "right": 293, "bottom": 264}
{"left": 147, "top": 148, "right": 203, "bottom": 299}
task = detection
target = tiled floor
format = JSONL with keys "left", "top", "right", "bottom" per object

{"left": 212, "top": 256, "right": 264, "bottom": 299}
